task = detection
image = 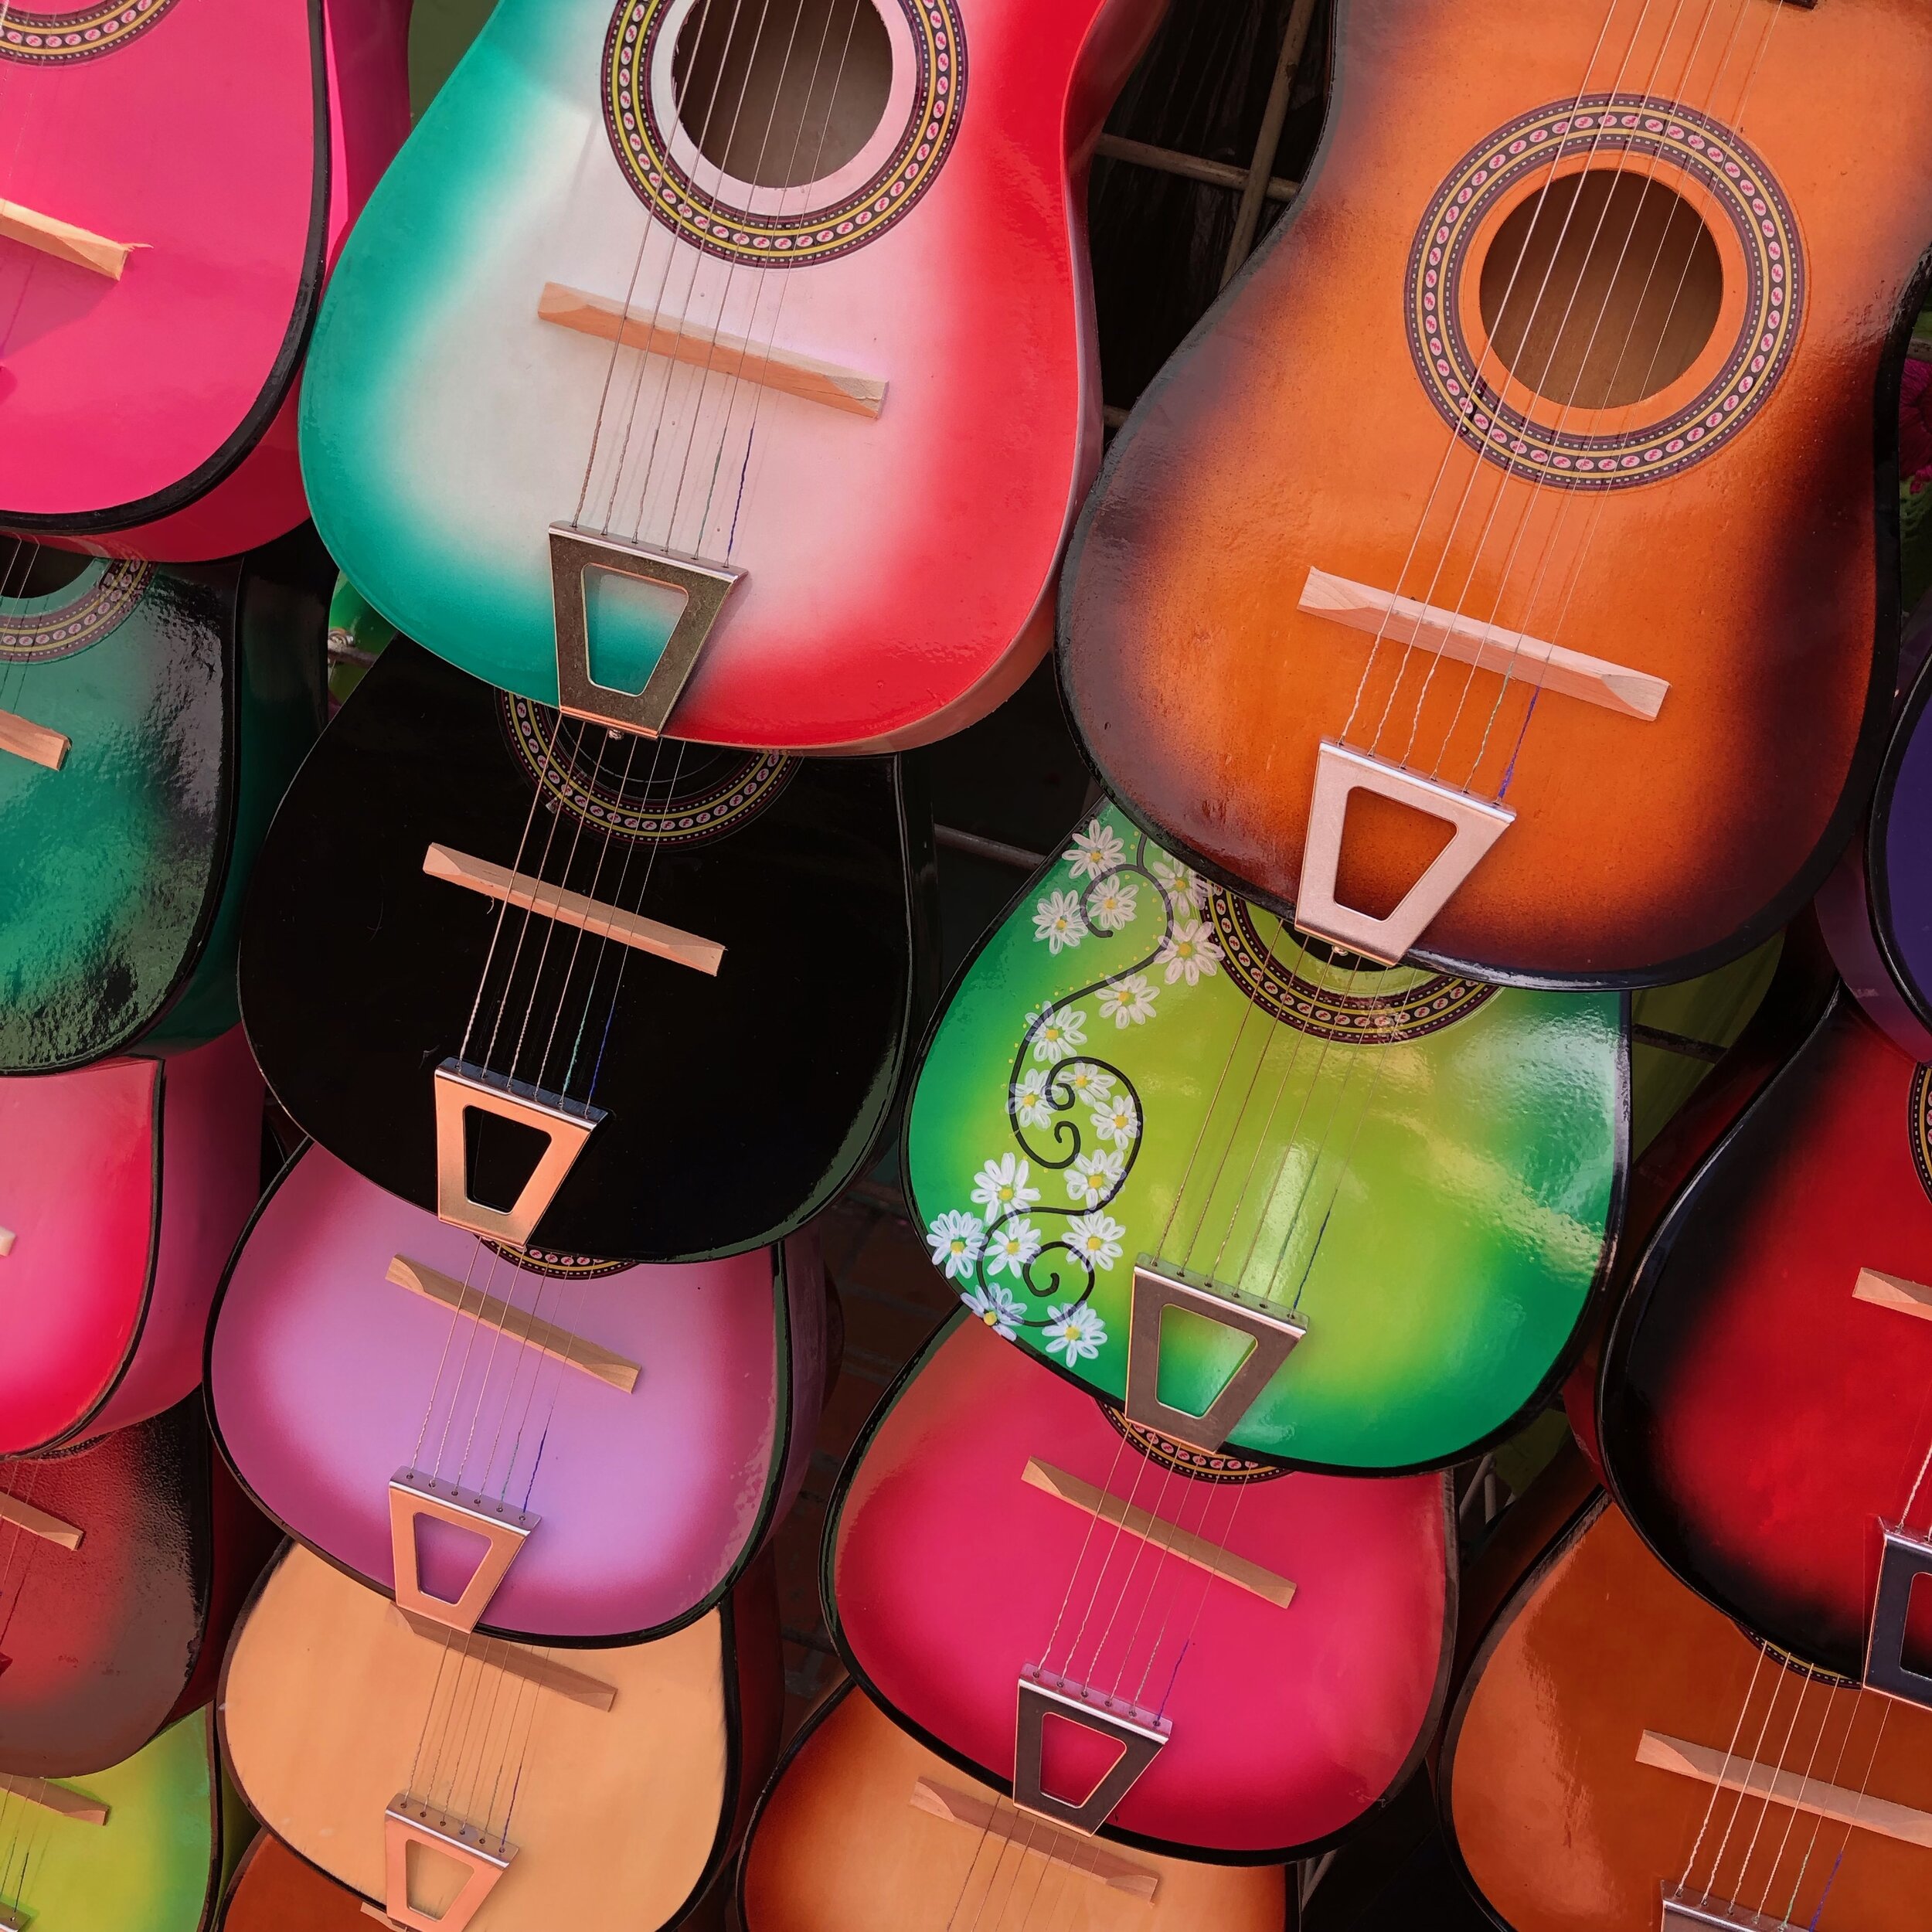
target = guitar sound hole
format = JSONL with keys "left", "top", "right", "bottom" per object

{"left": 1478, "top": 170, "right": 1723, "bottom": 413}
{"left": 672, "top": 0, "right": 893, "bottom": 189}
{"left": 0, "top": 540, "right": 89, "bottom": 601}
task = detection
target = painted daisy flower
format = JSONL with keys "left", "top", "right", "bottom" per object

{"left": 1090, "top": 1091, "right": 1140, "bottom": 1148}
{"left": 1067, "top": 1148, "right": 1124, "bottom": 1207}
{"left": 926, "top": 1209, "right": 985, "bottom": 1281}
{"left": 1155, "top": 920, "right": 1224, "bottom": 985}
{"left": 1065, "top": 1213, "right": 1126, "bottom": 1274}
{"left": 1087, "top": 876, "right": 1139, "bottom": 934}
{"left": 984, "top": 1219, "right": 1043, "bottom": 1280}
{"left": 962, "top": 1280, "right": 1026, "bottom": 1337}
{"left": 1059, "top": 1063, "right": 1114, "bottom": 1107}
{"left": 1064, "top": 820, "right": 1127, "bottom": 881}
{"left": 1011, "top": 1067, "right": 1055, "bottom": 1129}
{"left": 971, "top": 1153, "right": 1041, "bottom": 1217}
{"left": 1030, "top": 1005, "right": 1088, "bottom": 1064}
{"left": 1152, "top": 856, "right": 1208, "bottom": 913}
{"left": 1032, "top": 889, "right": 1087, "bottom": 954}
{"left": 1096, "top": 973, "right": 1158, "bottom": 1029}
{"left": 1043, "top": 1299, "right": 1109, "bottom": 1362}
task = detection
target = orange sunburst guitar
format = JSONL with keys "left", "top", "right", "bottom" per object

{"left": 1060, "top": 0, "right": 1932, "bottom": 986}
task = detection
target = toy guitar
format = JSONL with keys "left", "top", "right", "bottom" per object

{"left": 218, "top": 1832, "right": 367, "bottom": 1932}
{"left": 1059, "top": 0, "right": 1932, "bottom": 985}
{"left": 1600, "top": 985, "right": 1932, "bottom": 1690}
{"left": 0, "top": 1396, "right": 274, "bottom": 1780}
{"left": 1441, "top": 1461, "right": 1932, "bottom": 1932}
{"left": 0, "top": 1706, "right": 226, "bottom": 1932}
{"left": 903, "top": 801, "right": 1623, "bottom": 1470}
{"left": 825, "top": 1313, "right": 1453, "bottom": 1860}
{"left": 219, "top": 1540, "right": 784, "bottom": 1932}
{"left": 0, "top": 532, "right": 329, "bottom": 1073}
{"left": 0, "top": 1027, "right": 263, "bottom": 1455}
{"left": 209, "top": 1144, "right": 829, "bottom": 1645}
{"left": 298, "top": 0, "right": 1171, "bottom": 750}
{"left": 739, "top": 1679, "right": 1294, "bottom": 1932}
{"left": 239, "top": 638, "right": 933, "bottom": 1260}
{"left": 0, "top": 0, "right": 410, "bottom": 558}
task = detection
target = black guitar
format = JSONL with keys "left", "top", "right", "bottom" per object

{"left": 239, "top": 641, "right": 935, "bottom": 1260}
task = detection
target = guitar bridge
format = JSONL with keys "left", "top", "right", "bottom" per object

{"left": 1863, "top": 1520, "right": 1932, "bottom": 1709}
{"left": 383, "top": 1794, "right": 516, "bottom": 1932}
{"left": 1011, "top": 1665, "right": 1171, "bottom": 1834}
{"left": 431, "top": 1059, "right": 605, "bottom": 1247}
{"left": 1659, "top": 1888, "right": 1783, "bottom": 1932}
{"left": 549, "top": 523, "right": 742, "bottom": 737}
{"left": 387, "top": 1469, "right": 539, "bottom": 1634}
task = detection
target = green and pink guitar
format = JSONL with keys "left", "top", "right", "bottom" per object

{"left": 903, "top": 802, "right": 1626, "bottom": 1471}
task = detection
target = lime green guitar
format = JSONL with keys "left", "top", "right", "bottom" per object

{"left": 0, "top": 1708, "right": 223, "bottom": 1930}
{"left": 903, "top": 803, "right": 1626, "bottom": 1471}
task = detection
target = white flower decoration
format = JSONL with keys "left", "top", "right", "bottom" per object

{"left": 1064, "top": 820, "right": 1127, "bottom": 882}
{"left": 961, "top": 1280, "right": 1026, "bottom": 1338}
{"left": 1030, "top": 1005, "right": 1088, "bottom": 1065}
{"left": 1012, "top": 1068, "right": 1054, "bottom": 1129}
{"left": 1033, "top": 889, "right": 1087, "bottom": 954}
{"left": 1043, "top": 1300, "right": 1109, "bottom": 1362}
{"left": 925, "top": 1209, "right": 985, "bottom": 1281}
{"left": 1096, "top": 974, "right": 1158, "bottom": 1029}
{"left": 971, "top": 1153, "right": 1040, "bottom": 1217}
{"left": 1090, "top": 1091, "right": 1140, "bottom": 1148}
{"left": 1060, "top": 1062, "right": 1115, "bottom": 1104}
{"left": 1065, "top": 1213, "right": 1127, "bottom": 1274}
{"left": 1067, "top": 1148, "right": 1124, "bottom": 1207}
{"left": 1087, "top": 876, "right": 1139, "bottom": 934}
{"left": 985, "top": 1218, "right": 1043, "bottom": 1280}
{"left": 1152, "top": 857, "right": 1208, "bottom": 913}
{"left": 1155, "top": 919, "right": 1224, "bottom": 986}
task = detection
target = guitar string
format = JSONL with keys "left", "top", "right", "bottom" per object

{"left": 1773, "top": 1679, "right": 1860, "bottom": 1927}
{"left": 1724, "top": 1656, "right": 1819, "bottom": 1911}
{"left": 1791, "top": 1695, "right": 1891, "bottom": 1930}
{"left": 1438, "top": 0, "right": 1788, "bottom": 802}
{"left": 1748, "top": 1665, "right": 1836, "bottom": 1923}
{"left": 1692, "top": 1646, "right": 1794, "bottom": 1906}
{"left": 1677, "top": 1628, "right": 1768, "bottom": 1889}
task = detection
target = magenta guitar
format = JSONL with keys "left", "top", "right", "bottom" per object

{"left": 825, "top": 1314, "right": 1452, "bottom": 1861}
{"left": 0, "top": 1027, "right": 263, "bottom": 1454}
{"left": 0, "top": 0, "right": 410, "bottom": 559}
{"left": 207, "top": 1145, "right": 831, "bottom": 1645}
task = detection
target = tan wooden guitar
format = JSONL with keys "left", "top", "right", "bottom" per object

{"left": 218, "top": 1543, "right": 781, "bottom": 1932}
{"left": 739, "top": 1680, "right": 1294, "bottom": 1932}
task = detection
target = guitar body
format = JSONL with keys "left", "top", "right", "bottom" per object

{"left": 0, "top": 1028, "right": 263, "bottom": 1454}
{"left": 826, "top": 1315, "right": 1454, "bottom": 1861}
{"left": 0, "top": 1707, "right": 223, "bottom": 1932}
{"left": 208, "top": 1144, "right": 828, "bottom": 1644}
{"left": 1867, "top": 648, "right": 1932, "bottom": 1034}
{"left": 218, "top": 1832, "right": 366, "bottom": 1932}
{"left": 903, "top": 801, "right": 1624, "bottom": 1471}
{"left": 0, "top": 0, "right": 411, "bottom": 557}
{"left": 1059, "top": 0, "right": 1932, "bottom": 985}
{"left": 298, "top": 0, "right": 1167, "bottom": 750}
{"left": 1600, "top": 988, "right": 1932, "bottom": 1679}
{"left": 239, "top": 639, "right": 933, "bottom": 1259}
{"left": 219, "top": 1541, "right": 784, "bottom": 1932}
{"left": 0, "top": 533, "right": 330, "bottom": 1073}
{"left": 740, "top": 1680, "right": 1295, "bottom": 1932}
{"left": 1441, "top": 1485, "right": 1932, "bottom": 1932}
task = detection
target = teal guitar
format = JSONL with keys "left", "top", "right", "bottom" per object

{"left": 0, "top": 535, "right": 329, "bottom": 1073}
{"left": 903, "top": 802, "right": 1627, "bottom": 1471}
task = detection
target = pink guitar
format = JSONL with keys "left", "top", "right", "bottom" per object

{"left": 0, "top": 1026, "right": 263, "bottom": 1454}
{"left": 0, "top": 0, "right": 410, "bottom": 560}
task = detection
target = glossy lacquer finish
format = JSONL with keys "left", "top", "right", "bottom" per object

{"left": 300, "top": 0, "right": 1168, "bottom": 750}
{"left": 1600, "top": 990, "right": 1932, "bottom": 1679}
{"left": 1442, "top": 1491, "right": 1932, "bottom": 1932}
{"left": 209, "top": 1145, "right": 828, "bottom": 1643}
{"left": 0, "top": 1029, "right": 263, "bottom": 1454}
{"left": 1060, "top": 0, "right": 1932, "bottom": 985}
{"left": 0, "top": 0, "right": 410, "bottom": 556}
{"left": 240, "top": 639, "right": 932, "bottom": 1260}
{"left": 0, "top": 534, "right": 329, "bottom": 1072}
{"left": 827, "top": 1315, "right": 1453, "bottom": 1860}
{"left": 218, "top": 1832, "right": 366, "bottom": 1932}
{"left": 220, "top": 1543, "right": 783, "bottom": 1932}
{"left": 740, "top": 1681, "right": 1294, "bottom": 1932}
{"left": 0, "top": 1708, "right": 222, "bottom": 1932}
{"left": 903, "top": 802, "right": 1624, "bottom": 1470}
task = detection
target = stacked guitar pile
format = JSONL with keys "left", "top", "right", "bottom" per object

{"left": 1, "top": 2, "right": 1930, "bottom": 1930}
